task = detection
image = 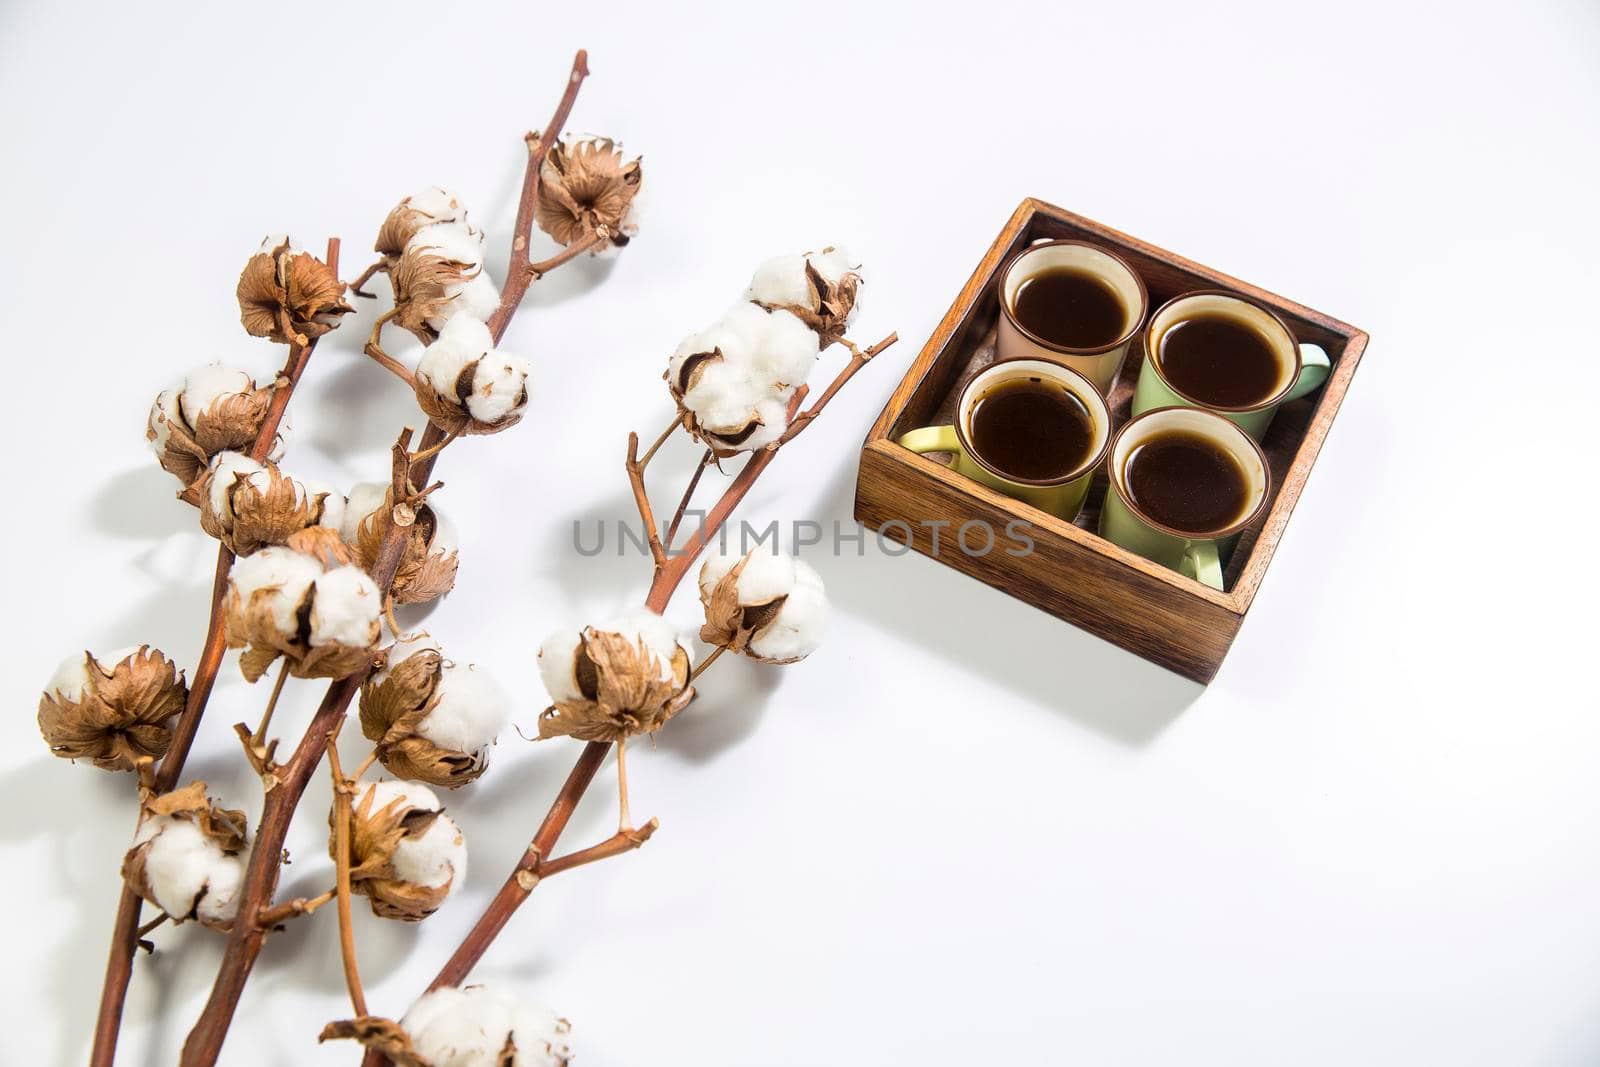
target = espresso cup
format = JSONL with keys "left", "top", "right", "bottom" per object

{"left": 1099, "top": 406, "right": 1270, "bottom": 590}
{"left": 997, "top": 240, "right": 1148, "bottom": 393}
{"left": 1133, "top": 290, "right": 1330, "bottom": 439}
{"left": 897, "top": 359, "right": 1111, "bottom": 521}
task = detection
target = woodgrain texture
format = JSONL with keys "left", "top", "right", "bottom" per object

{"left": 855, "top": 198, "right": 1368, "bottom": 682}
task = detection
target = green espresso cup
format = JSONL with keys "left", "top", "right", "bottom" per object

{"left": 1132, "top": 290, "right": 1330, "bottom": 439}
{"left": 1099, "top": 406, "right": 1271, "bottom": 590}
{"left": 897, "top": 358, "right": 1111, "bottom": 521}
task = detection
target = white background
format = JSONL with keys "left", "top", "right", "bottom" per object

{"left": 3, "top": 1, "right": 1598, "bottom": 1064}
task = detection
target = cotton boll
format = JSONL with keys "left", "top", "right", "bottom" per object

{"left": 416, "top": 663, "right": 510, "bottom": 754}
{"left": 207, "top": 452, "right": 265, "bottom": 520}
{"left": 408, "top": 186, "right": 468, "bottom": 225}
{"left": 429, "top": 271, "right": 501, "bottom": 331}
{"left": 746, "top": 252, "right": 811, "bottom": 308}
{"left": 407, "top": 221, "right": 484, "bottom": 272}
{"left": 392, "top": 808, "right": 466, "bottom": 890}
{"left": 178, "top": 365, "right": 254, "bottom": 428}
{"left": 748, "top": 559, "right": 828, "bottom": 662}
{"left": 537, "top": 629, "right": 585, "bottom": 704}
{"left": 463, "top": 351, "right": 531, "bottom": 425}
{"left": 357, "top": 780, "right": 465, "bottom": 891}
{"left": 147, "top": 387, "right": 183, "bottom": 457}
{"left": 416, "top": 315, "right": 493, "bottom": 402}
{"left": 309, "top": 567, "right": 381, "bottom": 648}
{"left": 303, "top": 480, "right": 346, "bottom": 532}
{"left": 681, "top": 361, "right": 765, "bottom": 432}
{"left": 614, "top": 608, "right": 692, "bottom": 683}
{"left": 736, "top": 394, "right": 790, "bottom": 452}
{"left": 752, "top": 308, "right": 821, "bottom": 391}
{"left": 258, "top": 233, "right": 300, "bottom": 253}
{"left": 46, "top": 646, "right": 143, "bottom": 702}
{"left": 736, "top": 549, "right": 800, "bottom": 605}
{"left": 341, "top": 482, "right": 389, "bottom": 544}
{"left": 228, "top": 547, "right": 322, "bottom": 634}
{"left": 807, "top": 245, "right": 854, "bottom": 285}
{"left": 135, "top": 817, "right": 245, "bottom": 925}
{"left": 401, "top": 985, "right": 572, "bottom": 1067}
{"left": 430, "top": 510, "right": 460, "bottom": 554}
{"left": 374, "top": 633, "right": 442, "bottom": 686}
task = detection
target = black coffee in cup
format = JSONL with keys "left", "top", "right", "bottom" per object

{"left": 969, "top": 378, "right": 1095, "bottom": 481}
{"left": 1157, "top": 313, "right": 1281, "bottom": 408}
{"left": 1012, "top": 268, "right": 1128, "bottom": 349}
{"left": 1125, "top": 429, "right": 1248, "bottom": 532}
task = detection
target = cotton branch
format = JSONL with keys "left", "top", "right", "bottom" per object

{"left": 407, "top": 331, "right": 899, "bottom": 1005}
{"left": 90, "top": 237, "right": 341, "bottom": 1067}
{"left": 179, "top": 53, "right": 597, "bottom": 1066}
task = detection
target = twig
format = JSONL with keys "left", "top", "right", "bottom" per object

{"left": 689, "top": 643, "right": 727, "bottom": 682}
{"left": 408, "top": 425, "right": 460, "bottom": 465}
{"left": 256, "top": 890, "right": 336, "bottom": 928}
{"left": 251, "top": 665, "right": 290, "bottom": 746}
{"left": 364, "top": 340, "right": 415, "bottom": 387}
{"left": 351, "top": 750, "right": 379, "bottom": 783}
{"left": 89, "top": 238, "right": 339, "bottom": 1067}
{"left": 615, "top": 737, "right": 631, "bottom": 831}
{"left": 537, "top": 819, "right": 659, "bottom": 881}
{"left": 232, "top": 723, "right": 280, "bottom": 786}
{"left": 363, "top": 309, "right": 411, "bottom": 385}
{"left": 625, "top": 432, "right": 668, "bottom": 570}
{"left": 637, "top": 416, "right": 679, "bottom": 471}
{"left": 664, "top": 448, "right": 713, "bottom": 549}
{"left": 777, "top": 331, "right": 897, "bottom": 446}
{"left": 348, "top": 258, "right": 387, "bottom": 299}
{"left": 524, "top": 234, "right": 601, "bottom": 281}
{"left": 327, "top": 734, "right": 368, "bottom": 1017}
{"left": 485, "top": 49, "right": 590, "bottom": 344}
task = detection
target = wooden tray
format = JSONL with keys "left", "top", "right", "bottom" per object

{"left": 852, "top": 198, "right": 1368, "bottom": 682}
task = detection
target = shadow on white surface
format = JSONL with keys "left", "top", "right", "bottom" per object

{"left": 813, "top": 461, "right": 1201, "bottom": 747}
{"left": 654, "top": 652, "right": 780, "bottom": 764}
{"left": 92, "top": 465, "right": 192, "bottom": 540}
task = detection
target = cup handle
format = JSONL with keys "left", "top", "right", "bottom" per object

{"left": 1283, "top": 343, "right": 1332, "bottom": 403}
{"left": 897, "top": 425, "right": 960, "bottom": 456}
{"left": 1180, "top": 541, "right": 1224, "bottom": 590}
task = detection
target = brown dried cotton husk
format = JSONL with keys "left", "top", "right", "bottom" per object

{"left": 698, "top": 555, "right": 798, "bottom": 662}
{"left": 319, "top": 1016, "right": 431, "bottom": 1067}
{"left": 534, "top": 136, "right": 642, "bottom": 248}
{"left": 351, "top": 491, "right": 458, "bottom": 605}
{"left": 538, "top": 629, "right": 694, "bottom": 743}
{"left": 360, "top": 647, "right": 485, "bottom": 789}
{"left": 375, "top": 189, "right": 467, "bottom": 263}
{"left": 37, "top": 647, "right": 187, "bottom": 771}
{"left": 225, "top": 527, "right": 380, "bottom": 683}
{"left": 389, "top": 245, "right": 474, "bottom": 344}
{"left": 237, "top": 239, "right": 353, "bottom": 345}
{"left": 147, "top": 380, "right": 275, "bottom": 489}
{"left": 200, "top": 459, "right": 335, "bottom": 556}
{"left": 333, "top": 784, "right": 458, "bottom": 921}
{"left": 751, "top": 250, "right": 861, "bottom": 348}
{"left": 122, "top": 781, "right": 249, "bottom": 930}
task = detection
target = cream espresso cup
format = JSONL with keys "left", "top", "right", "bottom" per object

{"left": 1133, "top": 290, "right": 1331, "bottom": 439}
{"left": 996, "top": 240, "right": 1148, "bottom": 394}
{"left": 1099, "top": 406, "right": 1270, "bottom": 590}
{"left": 897, "top": 359, "right": 1111, "bottom": 522}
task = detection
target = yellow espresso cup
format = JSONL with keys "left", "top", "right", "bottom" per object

{"left": 897, "top": 359, "right": 1111, "bottom": 521}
